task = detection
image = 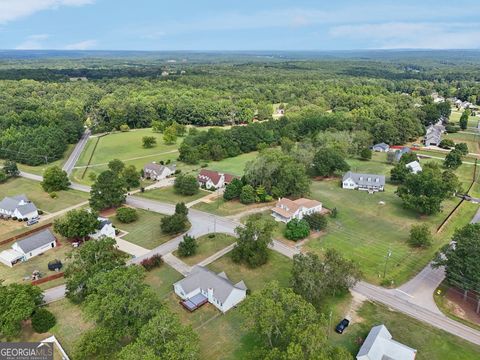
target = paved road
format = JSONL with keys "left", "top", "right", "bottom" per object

{"left": 62, "top": 130, "right": 91, "bottom": 176}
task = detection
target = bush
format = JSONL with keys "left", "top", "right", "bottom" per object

{"left": 119, "top": 124, "right": 130, "bottom": 132}
{"left": 38, "top": 210, "right": 44, "bottom": 215}
{"left": 455, "top": 142, "right": 469, "bottom": 156}
{"left": 330, "top": 208, "right": 338, "bottom": 218}
{"left": 445, "top": 125, "right": 460, "bottom": 133}
{"left": 116, "top": 207, "right": 138, "bottom": 223}
{"left": 408, "top": 224, "right": 433, "bottom": 248}
{"left": 175, "top": 202, "right": 188, "bottom": 216}
{"left": 174, "top": 174, "right": 199, "bottom": 196}
{"left": 360, "top": 148, "right": 372, "bottom": 160}
{"left": 284, "top": 219, "right": 310, "bottom": 241}
{"left": 140, "top": 254, "right": 163, "bottom": 271}
{"left": 240, "top": 185, "right": 256, "bottom": 204}
{"left": 177, "top": 235, "right": 198, "bottom": 257}
{"left": 161, "top": 213, "right": 188, "bottom": 234}
{"left": 303, "top": 213, "right": 327, "bottom": 231}
{"left": 49, "top": 192, "right": 57, "bottom": 199}
{"left": 439, "top": 139, "right": 455, "bottom": 149}
{"left": 31, "top": 308, "right": 56, "bottom": 333}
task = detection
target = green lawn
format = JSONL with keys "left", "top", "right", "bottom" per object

{"left": 443, "top": 132, "right": 480, "bottom": 153}
{"left": 205, "top": 151, "right": 258, "bottom": 176}
{"left": 144, "top": 263, "right": 183, "bottom": 299}
{"left": 304, "top": 178, "right": 476, "bottom": 286}
{"left": 15, "top": 144, "right": 76, "bottom": 176}
{"left": 450, "top": 109, "right": 479, "bottom": 129}
{"left": 164, "top": 250, "right": 293, "bottom": 359}
{"left": 72, "top": 129, "right": 181, "bottom": 185}
{"left": 332, "top": 301, "right": 480, "bottom": 359}
{"left": 0, "top": 237, "right": 71, "bottom": 286}
{"left": 137, "top": 186, "right": 209, "bottom": 205}
{"left": 173, "top": 233, "right": 237, "bottom": 265}
{"left": 192, "top": 198, "right": 272, "bottom": 217}
{"left": 110, "top": 208, "right": 181, "bottom": 249}
{"left": 0, "top": 177, "right": 88, "bottom": 213}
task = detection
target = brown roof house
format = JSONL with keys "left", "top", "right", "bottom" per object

{"left": 197, "top": 170, "right": 236, "bottom": 189}
{"left": 271, "top": 198, "right": 322, "bottom": 223}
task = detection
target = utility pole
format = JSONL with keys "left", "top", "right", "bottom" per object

{"left": 327, "top": 311, "right": 333, "bottom": 339}
{"left": 383, "top": 249, "right": 392, "bottom": 278}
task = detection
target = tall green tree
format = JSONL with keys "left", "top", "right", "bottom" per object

{"left": 459, "top": 111, "right": 469, "bottom": 130}
{"left": 177, "top": 235, "right": 198, "bottom": 257}
{"left": 142, "top": 136, "right": 157, "bottom": 148}
{"left": 3, "top": 160, "right": 19, "bottom": 177}
{"left": 311, "top": 147, "right": 350, "bottom": 177}
{"left": 174, "top": 174, "right": 199, "bottom": 196}
{"left": 41, "top": 165, "right": 70, "bottom": 192}
{"left": 123, "top": 165, "right": 141, "bottom": 189}
{"left": 90, "top": 170, "right": 126, "bottom": 210}
{"left": 444, "top": 149, "right": 463, "bottom": 169}
{"left": 108, "top": 159, "right": 125, "bottom": 175}
{"left": 53, "top": 209, "right": 100, "bottom": 241}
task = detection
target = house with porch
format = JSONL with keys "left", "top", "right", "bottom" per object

{"left": 271, "top": 198, "right": 323, "bottom": 223}
{"left": 143, "top": 162, "right": 176, "bottom": 181}
{"left": 197, "top": 169, "right": 236, "bottom": 189}
{"left": 0, "top": 195, "right": 38, "bottom": 220}
{"left": 173, "top": 266, "right": 247, "bottom": 313}
{"left": 342, "top": 172, "right": 385, "bottom": 192}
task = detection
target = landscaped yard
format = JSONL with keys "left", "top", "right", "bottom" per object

{"left": 71, "top": 129, "right": 181, "bottom": 185}
{"left": 144, "top": 263, "right": 183, "bottom": 299}
{"left": 0, "top": 177, "right": 89, "bottom": 214}
{"left": 0, "top": 236, "right": 70, "bottom": 287}
{"left": 110, "top": 208, "right": 181, "bottom": 249}
{"left": 332, "top": 301, "right": 480, "bottom": 359}
{"left": 173, "top": 233, "right": 237, "bottom": 266}
{"left": 137, "top": 186, "right": 209, "bottom": 205}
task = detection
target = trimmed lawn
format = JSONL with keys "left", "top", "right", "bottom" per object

{"left": 192, "top": 198, "right": 272, "bottom": 217}
{"left": 164, "top": 250, "right": 293, "bottom": 359}
{"left": 450, "top": 109, "right": 479, "bottom": 129}
{"left": 110, "top": 208, "right": 180, "bottom": 250}
{"left": 332, "top": 301, "right": 480, "bottom": 359}
{"left": 304, "top": 178, "right": 472, "bottom": 286}
{"left": 5, "top": 299, "right": 93, "bottom": 357}
{"left": 205, "top": 151, "right": 258, "bottom": 176}
{"left": 443, "top": 132, "right": 480, "bottom": 153}
{"left": 0, "top": 177, "right": 89, "bottom": 213}
{"left": 173, "top": 233, "right": 237, "bottom": 266}
{"left": 0, "top": 236, "right": 71, "bottom": 286}
{"left": 137, "top": 186, "right": 209, "bottom": 205}
{"left": 144, "top": 263, "right": 183, "bottom": 299}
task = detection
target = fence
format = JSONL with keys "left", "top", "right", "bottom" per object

{"left": 0, "top": 223, "right": 52, "bottom": 246}
{"left": 31, "top": 272, "right": 64, "bottom": 286}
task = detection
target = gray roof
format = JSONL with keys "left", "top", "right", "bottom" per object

{"left": 0, "top": 195, "right": 35, "bottom": 214}
{"left": 16, "top": 202, "right": 38, "bottom": 216}
{"left": 343, "top": 171, "right": 385, "bottom": 187}
{"left": 98, "top": 218, "right": 112, "bottom": 230}
{"left": 143, "top": 162, "right": 175, "bottom": 174}
{"left": 15, "top": 229, "right": 56, "bottom": 254}
{"left": 175, "top": 266, "right": 247, "bottom": 303}
{"left": 372, "top": 143, "right": 389, "bottom": 150}
{"left": 357, "top": 325, "right": 416, "bottom": 360}
{"left": 0, "top": 197, "right": 19, "bottom": 212}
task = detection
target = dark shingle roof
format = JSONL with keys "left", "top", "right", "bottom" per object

{"left": 15, "top": 229, "right": 56, "bottom": 254}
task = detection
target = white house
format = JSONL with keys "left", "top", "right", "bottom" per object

{"left": 356, "top": 325, "right": 417, "bottom": 360}
{"left": 0, "top": 229, "right": 56, "bottom": 267}
{"left": 371, "top": 143, "right": 390, "bottom": 152}
{"left": 90, "top": 217, "right": 116, "bottom": 240}
{"left": 143, "top": 162, "right": 176, "bottom": 181}
{"left": 197, "top": 169, "right": 236, "bottom": 189}
{"left": 0, "top": 195, "right": 38, "bottom": 220}
{"left": 271, "top": 198, "right": 323, "bottom": 223}
{"left": 174, "top": 266, "right": 247, "bottom": 313}
{"left": 342, "top": 172, "right": 385, "bottom": 192}
{"left": 406, "top": 160, "right": 422, "bottom": 174}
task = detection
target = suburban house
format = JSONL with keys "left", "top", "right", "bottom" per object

{"left": 143, "top": 162, "right": 176, "bottom": 181}
{"left": 271, "top": 198, "right": 323, "bottom": 223}
{"left": 371, "top": 143, "right": 390, "bottom": 152}
{"left": 173, "top": 266, "right": 247, "bottom": 313}
{"left": 356, "top": 324, "right": 417, "bottom": 360}
{"left": 90, "top": 217, "right": 116, "bottom": 240}
{"left": 0, "top": 229, "right": 57, "bottom": 267}
{"left": 392, "top": 146, "right": 411, "bottom": 162}
{"left": 0, "top": 195, "right": 38, "bottom": 220}
{"left": 342, "top": 172, "right": 385, "bottom": 192}
{"left": 406, "top": 160, "right": 422, "bottom": 174}
{"left": 424, "top": 120, "right": 445, "bottom": 147}
{"left": 197, "top": 169, "right": 236, "bottom": 189}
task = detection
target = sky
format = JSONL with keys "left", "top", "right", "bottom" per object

{"left": 0, "top": 0, "right": 479, "bottom": 51}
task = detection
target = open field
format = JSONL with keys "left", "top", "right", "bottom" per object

{"left": 332, "top": 301, "right": 480, "bottom": 359}
{"left": 71, "top": 129, "right": 181, "bottom": 184}
{"left": 204, "top": 151, "right": 258, "bottom": 176}
{"left": 443, "top": 132, "right": 480, "bottom": 153}
{"left": 173, "top": 233, "right": 237, "bottom": 265}
{"left": 0, "top": 236, "right": 70, "bottom": 287}
{"left": 450, "top": 109, "right": 479, "bottom": 129}
{"left": 165, "top": 250, "right": 293, "bottom": 359}
{"left": 0, "top": 177, "right": 89, "bottom": 213}
{"left": 110, "top": 208, "right": 180, "bottom": 249}
{"left": 137, "top": 186, "right": 209, "bottom": 205}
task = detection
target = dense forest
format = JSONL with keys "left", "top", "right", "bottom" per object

{"left": 0, "top": 51, "right": 479, "bottom": 165}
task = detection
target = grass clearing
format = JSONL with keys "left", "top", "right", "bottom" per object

{"left": 192, "top": 198, "right": 272, "bottom": 217}
{"left": 0, "top": 177, "right": 88, "bottom": 214}
{"left": 110, "top": 208, "right": 179, "bottom": 249}
{"left": 444, "top": 132, "right": 480, "bottom": 153}
{"left": 0, "top": 236, "right": 71, "bottom": 286}
{"left": 332, "top": 301, "right": 480, "bottom": 359}
{"left": 173, "top": 233, "right": 237, "bottom": 265}
{"left": 137, "top": 186, "right": 209, "bottom": 205}
{"left": 144, "top": 263, "right": 183, "bottom": 299}
{"left": 204, "top": 151, "right": 258, "bottom": 176}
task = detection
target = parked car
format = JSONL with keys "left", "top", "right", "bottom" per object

{"left": 48, "top": 259, "right": 63, "bottom": 271}
{"left": 27, "top": 217, "right": 39, "bottom": 226}
{"left": 335, "top": 318, "right": 350, "bottom": 334}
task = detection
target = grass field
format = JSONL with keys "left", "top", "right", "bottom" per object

{"left": 0, "top": 236, "right": 71, "bottom": 286}
{"left": 443, "top": 132, "right": 480, "bottom": 153}
{"left": 110, "top": 208, "right": 180, "bottom": 249}
{"left": 192, "top": 198, "right": 272, "bottom": 217}
{"left": 204, "top": 151, "right": 258, "bottom": 176}
{"left": 164, "top": 250, "right": 293, "bottom": 359}
{"left": 144, "top": 263, "right": 183, "bottom": 299}
{"left": 71, "top": 129, "right": 181, "bottom": 185}
{"left": 450, "top": 109, "right": 479, "bottom": 129}
{"left": 173, "top": 233, "right": 237, "bottom": 265}
{"left": 137, "top": 186, "right": 209, "bottom": 205}
{"left": 0, "top": 177, "right": 89, "bottom": 213}
{"left": 332, "top": 301, "right": 480, "bottom": 359}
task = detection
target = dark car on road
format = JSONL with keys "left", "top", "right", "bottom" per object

{"left": 335, "top": 318, "right": 350, "bottom": 334}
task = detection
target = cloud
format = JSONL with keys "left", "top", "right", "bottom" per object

{"left": 329, "top": 22, "right": 480, "bottom": 49}
{"left": 0, "top": 0, "right": 94, "bottom": 24}
{"left": 64, "top": 39, "right": 97, "bottom": 50}
{"left": 15, "top": 34, "right": 50, "bottom": 49}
